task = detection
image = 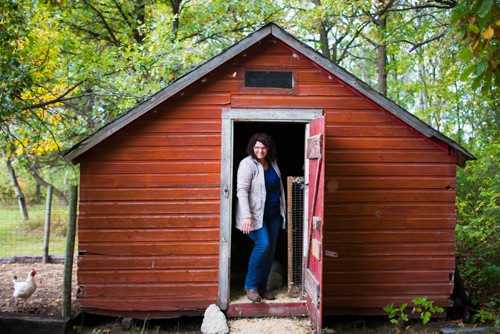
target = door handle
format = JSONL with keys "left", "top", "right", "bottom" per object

{"left": 223, "top": 184, "right": 230, "bottom": 198}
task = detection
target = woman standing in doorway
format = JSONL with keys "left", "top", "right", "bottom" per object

{"left": 236, "top": 133, "right": 286, "bottom": 303}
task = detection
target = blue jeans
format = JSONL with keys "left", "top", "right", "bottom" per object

{"left": 244, "top": 215, "right": 281, "bottom": 291}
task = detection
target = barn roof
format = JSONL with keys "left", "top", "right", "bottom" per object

{"left": 64, "top": 22, "right": 475, "bottom": 166}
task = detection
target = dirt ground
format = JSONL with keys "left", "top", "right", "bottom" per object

{"left": 0, "top": 263, "right": 496, "bottom": 333}
{"left": 0, "top": 262, "right": 78, "bottom": 317}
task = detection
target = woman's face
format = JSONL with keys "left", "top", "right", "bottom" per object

{"left": 253, "top": 141, "right": 268, "bottom": 160}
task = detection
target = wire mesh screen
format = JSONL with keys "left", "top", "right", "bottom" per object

{"left": 287, "top": 176, "right": 304, "bottom": 298}
{"left": 0, "top": 199, "right": 70, "bottom": 258}
{"left": 0, "top": 196, "right": 78, "bottom": 317}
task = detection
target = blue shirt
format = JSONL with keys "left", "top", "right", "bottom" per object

{"left": 264, "top": 165, "right": 281, "bottom": 219}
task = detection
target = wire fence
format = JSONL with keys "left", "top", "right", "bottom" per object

{"left": 0, "top": 196, "right": 72, "bottom": 259}
{"left": 0, "top": 190, "right": 79, "bottom": 317}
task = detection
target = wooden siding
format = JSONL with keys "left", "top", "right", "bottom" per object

{"left": 77, "top": 86, "right": 225, "bottom": 314}
{"left": 232, "top": 39, "right": 456, "bottom": 314}
{"left": 77, "top": 36, "right": 456, "bottom": 315}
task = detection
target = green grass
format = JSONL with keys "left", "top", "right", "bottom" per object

{"left": 0, "top": 203, "right": 73, "bottom": 258}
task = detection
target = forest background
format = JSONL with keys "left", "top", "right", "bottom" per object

{"left": 0, "top": 0, "right": 498, "bottom": 320}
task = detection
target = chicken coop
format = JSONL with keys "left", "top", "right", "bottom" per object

{"left": 64, "top": 23, "right": 474, "bottom": 333}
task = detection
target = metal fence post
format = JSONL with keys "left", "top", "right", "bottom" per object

{"left": 62, "top": 185, "right": 78, "bottom": 318}
{"left": 43, "top": 185, "right": 53, "bottom": 263}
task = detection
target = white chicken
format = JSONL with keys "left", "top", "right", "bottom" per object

{"left": 13, "top": 268, "right": 37, "bottom": 310}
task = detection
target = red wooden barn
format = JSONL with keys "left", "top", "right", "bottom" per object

{"left": 65, "top": 23, "right": 474, "bottom": 331}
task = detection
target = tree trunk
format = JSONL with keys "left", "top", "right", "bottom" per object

{"left": 376, "top": 16, "right": 388, "bottom": 95}
{"left": 170, "top": 0, "right": 182, "bottom": 40}
{"left": 377, "top": 44, "right": 387, "bottom": 95}
{"left": 2, "top": 149, "right": 29, "bottom": 221}
{"left": 318, "top": 23, "right": 331, "bottom": 61}
{"left": 35, "top": 183, "right": 41, "bottom": 204}
{"left": 311, "top": 0, "right": 332, "bottom": 61}
{"left": 132, "top": 0, "right": 146, "bottom": 44}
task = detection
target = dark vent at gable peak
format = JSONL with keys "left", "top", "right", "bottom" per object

{"left": 245, "top": 70, "right": 293, "bottom": 88}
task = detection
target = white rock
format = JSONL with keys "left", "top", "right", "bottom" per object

{"left": 201, "top": 304, "right": 229, "bottom": 334}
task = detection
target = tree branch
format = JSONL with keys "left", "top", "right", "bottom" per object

{"left": 83, "top": 0, "right": 122, "bottom": 47}
{"left": 21, "top": 81, "right": 85, "bottom": 111}
{"left": 408, "top": 33, "right": 446, "bottom": 52}
{"left": 388, "top": 33, "right": 446, "bottom": 52}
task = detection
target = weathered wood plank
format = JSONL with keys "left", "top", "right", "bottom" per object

{"left": 324, "top": 230, "right": 454, "bottom": 243}
{"left": 325, "top": 282, "right": 453, "bottom": 296}
{"left": 326, "top": 203, "right": 455, "bottom": 216}
{"left": 85, "top": 147, "right": 221, "bottom": 161}
{"left": 325, "top": 176, "right": 456, "bottom": 190}
{"left": 82, "top": 161, "right": 220, "bottom": 174}
{"left": 327, "top": 124, "right": 419, "bottom": 137}
{"left": 326, "top": 151, "right": 456, "bottom": 163}
{"left": 77, "top": 255, "right": 218, "bottom": 269}
{"left": 78, "top": 298, "right": 214, "bottom": 311}
{"left": 297, "top": 84, "right": 356, "bottom": 96}
{"left": 297, "top": 69, "right": 342, "bottom": 84}
{"left": 155, "top": 106, "right": 222, "bottom": 119}
{"left": 80, "top": 188, "right": 219, "bottom": 200}
{"left": 135, "top": 119, "right": 221, "bottom": 133}
{"left": 326, "top": 217, "right": 455, "bottom": 230}
{"left": 327, "top": 163, "right": 455, "bottom": 176}
{"left": 324, "top": 270, "right": 454, "bottom": 283}
{"left": 79, "top": 242, "right": 219, "bottom": 256}
{"left": 104, "top": 134, "right": 220, "bottom": 147}
{"left": 80, "top": 173, "right": 220, "bottom": 188}
{"left": 326, "top": 110, "right": 398, "bottom": 123}
{"left": 80, "top": 283, "right": 218, "bottom": 298}
{"left": 323, "top": 256, "right": 455, "bottom": 270}
{"left": 327, "top": 190, "right": 455, "bottom": 202}
{"left": 78, "top": 269, "right": 219, "bottom": 283}
{"left": 79, "top": 228, "right": 219, "bottom": 242}
{"left": 231, "top": 95, "right": 378, "bottom": 109}
{"left": 323, "top": 242, "right": 455, "bottom": 256}
{"left": 78, "top": 215, "right": 220, "bottom": 229}
{"left": 200, "top": 79, "right": 238, "bottom": 92}
{"left": 79, "top": 201, "right": 220, "bottom": 215}
{"left": 170, "top": 92, "right": 230, "bottom": 105}
{"left": 327, "top": 137, "right": 444, "bottom": 150}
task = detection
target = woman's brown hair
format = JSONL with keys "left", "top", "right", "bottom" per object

{"left": 246, "top": 133, "right": 277, "bottom": 161}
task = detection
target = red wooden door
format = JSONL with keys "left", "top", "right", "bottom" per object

{"left": 305, "top": 116, "right": 325, "bottom": 334}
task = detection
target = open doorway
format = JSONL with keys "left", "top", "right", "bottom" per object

{"left": 229, "top": 121, "right": 306, "bottom": 304}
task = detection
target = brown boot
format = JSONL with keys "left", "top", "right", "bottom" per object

{"left": 246, "top": 289, "right": 262, "bottom": 303}
{"left": 262, "top": 290, "right": 275, "bottom": 300}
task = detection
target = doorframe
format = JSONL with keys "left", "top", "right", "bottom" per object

{"left": 218, "top": 108, "right": 323, "bottom": 310}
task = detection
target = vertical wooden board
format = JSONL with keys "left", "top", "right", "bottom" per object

{"left": 306, "top": 116, "right": 325, "bottom": 333}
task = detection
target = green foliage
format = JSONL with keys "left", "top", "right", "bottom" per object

{"left": 384, "top": 303, "right": 409, "bottom": 326}
{"left": 471, "top": 298, "right": 500, "bottom": 326}
{"left": 456, "top": 143, "right": 500, "bottom": 305}
{"left": 410, "top": 297, "right": 445, "bottom": 325}
{"left": 472, "top": 309, "right": 498, "bottom": 324}
{"left": 384, "top": 297, "right": 445, "bottom": 327}
{"left": 451, "top": 0, "right": 499, "bottom": 91}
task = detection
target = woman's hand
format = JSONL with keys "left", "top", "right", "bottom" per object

{"left": 241, "top": 218, "right": 252, "bottom": 234}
